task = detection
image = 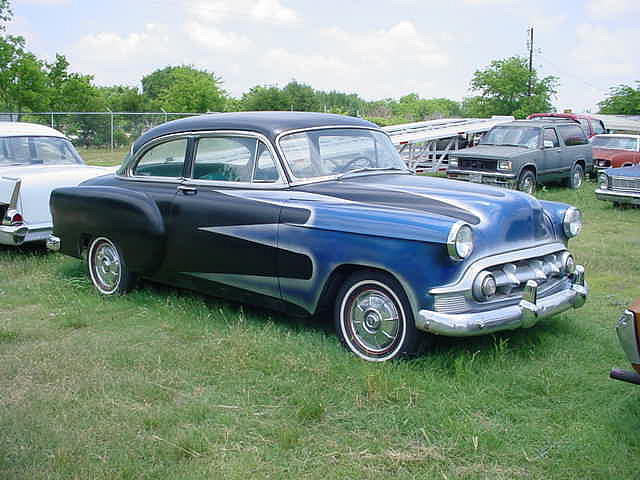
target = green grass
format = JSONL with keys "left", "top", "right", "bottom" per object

{"left": 78, "top": 146, "right": 129, "bottom": 167}
{"left": 1, "top": 178, "right": 640, "bottom": 479}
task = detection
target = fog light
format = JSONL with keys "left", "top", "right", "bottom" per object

{"left": 473, "top": 271, "right": 497, "bottom": 301}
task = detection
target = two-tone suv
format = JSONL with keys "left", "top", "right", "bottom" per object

{"left": 447, "top": 120, "right": 593, "bottom": 194}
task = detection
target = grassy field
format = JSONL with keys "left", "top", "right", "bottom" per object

{"left": 1, "top": 176, "right": 639, "bottom": 479}
{"left": 78, "top": 146, "right": 129, "bottom": 167}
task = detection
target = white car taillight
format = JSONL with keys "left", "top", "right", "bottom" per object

{"left": 2, "top": 209, "right": 24, "bottom": 226}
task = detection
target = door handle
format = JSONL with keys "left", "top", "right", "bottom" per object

{"left": 177, "top": 185, "right": 197, "bottom": 195}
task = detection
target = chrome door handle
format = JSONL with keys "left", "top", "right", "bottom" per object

{"left": 177, "top": 185, "right": 197, "bottom": 195}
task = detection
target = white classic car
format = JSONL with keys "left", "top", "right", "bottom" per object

{"left": 0, "top": 122, "right": 114, "bottom": 246}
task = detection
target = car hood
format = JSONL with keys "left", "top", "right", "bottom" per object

{"left": 454, "top": 144, "right": 532, "bottom": 159}
{"left": 592, "top": 148, "right": 636, "bottom": 161}
{"left": 290, "top": 173, "right": 557, "bottom": 259}
{"left": 604, "top": 165, "right": 640, "bottom": 177}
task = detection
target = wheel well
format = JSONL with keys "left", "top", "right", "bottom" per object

{"left": 520, "top": 165, "right": 536, "bottom": 178}
{"left": 314, "top": 264, "right": 400, "bottom": 317}
{"left": 623, "top": 163, "right": 632, "bottom": 167}
{"left": 575, "top": 160, "right": 585, "bottom": 170}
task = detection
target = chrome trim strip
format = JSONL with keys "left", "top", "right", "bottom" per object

{"left": 596, "top": 188, "right": 640, "bottom": 204}
{"left": 447, "top": 169, "right": 516, "bottom": 179}
{"left": 429, "top": 242, "right": 568, "bottom": 295}
{"left": 616, "top": 310, "right": 640, "bottom": 365}
{"left": 418, "top": 266, "right": 587, "bottom": 336}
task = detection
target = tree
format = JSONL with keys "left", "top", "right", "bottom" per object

{"left": 0, "top": 35, "right": 49, "bottom": 112}
{"left": 239, "top": 85, "right": 290, "bottom": 111}
{"left": 142, "top": 65, "right": 225, "bottom": 112}
{"left": 462, "top": 56, "right": 558, "bottom": 119}
{"left": 598, "top": 83, "right": 640, "bottom": 115}
{"left": 282, "top": 80, "right": 319, "bottom": 111}
{"left": 0, "top": 0, "right": 11, "bottom": 31}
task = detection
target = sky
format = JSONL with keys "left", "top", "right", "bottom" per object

{"left": 6, "top": 0, "right": 640, "bottom": 113}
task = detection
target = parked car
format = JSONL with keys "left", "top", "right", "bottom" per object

{"left": 596, "top": 165, "right": 640, "bottom": 206}
{"left": 447, "top": 119, "right": 593, "bottom": 194}
{"left": 527, "top": 113, "right": 607, "bottom": 138}
{"left": 0, "top": 122, "right": 114, "bottom": 246}
{"left": 48, "top": 112, "right": 588, "bottom": 362}
{"left": 610, "top": 299, "right": 640, "bottom": 385}
{"left": 592, "top": 134, "right": 640, "bottom": 174}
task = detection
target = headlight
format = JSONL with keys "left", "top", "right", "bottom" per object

{"left": 598, "top": 173, "right": 608, "bottom": 189}
{"left": 473, "top": 271, "right": 497, "bottom": 301}
{"left": 447, "top": 222, "right": 474, "bottom": 261}
{"left": 563, "top": 207, "right": 582, "bottom": 238}
{"left": 448, "top": 157, "right": 458, "bottom": 168}
{"left": 498, "top": 160, "right": 512, "bottom": 170}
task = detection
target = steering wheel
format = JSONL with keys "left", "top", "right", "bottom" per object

{"left": 340, "top": 156, "right": 374, "bottom": 172}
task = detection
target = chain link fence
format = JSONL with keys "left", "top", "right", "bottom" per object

{"left": 0, "top": 112, "right": 202, "bottom": 150}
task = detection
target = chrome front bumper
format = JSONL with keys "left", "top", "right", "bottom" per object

{"left": 447, "top": 169, "right": 516, "bottom": 187}
{"left": 46, "top": 234, "right": 61, "bottom": 252}
{"left": 610, "top": 309, "right": 640, "bottom": 385}
{"left": 417, "top": 265, "right": 587, "bottom": 336}
{"left": 595, "top": 188, "right": 640, "bottom": 205}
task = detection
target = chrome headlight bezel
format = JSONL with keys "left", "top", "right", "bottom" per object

{"left": 598, "top": 172, "right": 608, "bottom": 189}
{"left": 447, "top": 222, "right": 474, "bottom": 261}
{"left": 563, "top": 207, "right": 582, "bottom": 238}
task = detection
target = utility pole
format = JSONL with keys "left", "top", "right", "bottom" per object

{"left": 527, "top": 26, "right": 534, "bottom": 96}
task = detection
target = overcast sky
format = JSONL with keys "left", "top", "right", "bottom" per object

{"left": 7, "top": 0, "right": 640, "bottom": 113}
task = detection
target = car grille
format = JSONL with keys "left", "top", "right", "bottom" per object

{"left": 433, "top": 252, "right": 571, "bottom": 314}
{"left": 611, "top": 176, "right": 640, "bottom": 193}
{"left": 459, "top": 158, "right": 498, "bottom": 171}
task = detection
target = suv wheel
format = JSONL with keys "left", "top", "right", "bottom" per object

{"left": 568, "top": 163, "right": 584, "bottom": 189}
{"left": 517, "top": 170, "right": 536, "bottom": 194}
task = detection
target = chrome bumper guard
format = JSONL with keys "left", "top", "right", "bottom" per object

{"left": 0, "top": 224, "right": 29, "bottom": 246}
{"left": 417, "top": 265, "right": 587, "bottom": 336}
{"left": 46, "top": 235, "right": 61, "bottom": 252}
{"left": 595, "top": 188, "right": 640, "bottom": 205}
{"left": 447, "top": 170, "right": 516, "bottom": 187}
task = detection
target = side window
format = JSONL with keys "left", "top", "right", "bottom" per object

{"left": 193, "top": 136, "right": 256, "bottom": 182}
{"left": 252, "top": 142, "right": 279, "bottom": 183}
{"left": 557, "top": 125, "right": 588, "bottom": 146}
{"left": 592, "top": 120, "right": 606, "bottom": 135}
{"left": 134, "top": 138, "right": 187, "bottom": 177}
{"left": 543, "top": 128, "right": 560, "bottom": 148}
{"left": 280, "top": 132, "right": 318, "bottom": 178}
{"left": 578, "top": 119, "right": 590, "bottom": 136}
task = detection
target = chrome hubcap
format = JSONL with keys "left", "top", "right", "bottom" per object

{"left": 349, "top": 289, "right": 400, "bottom": 353}
{"left": 574, "top": 171, "right": 582, "bottom": 187}
{"left": 521, "top": 177, "right": 533, "bottom": 194}
{"left": 93, "top": 241, "right": 121, "bottom": 292}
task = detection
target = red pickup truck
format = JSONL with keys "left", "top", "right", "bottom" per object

{"left": 527, "top": 113, "right": 606, "bottom": 138}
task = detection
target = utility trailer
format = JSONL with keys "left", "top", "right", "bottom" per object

{"left": 383, "top": 116, "right": 515, "bottom": 173}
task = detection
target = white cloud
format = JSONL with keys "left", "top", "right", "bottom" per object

{"left": 185, "top": 22, "right": 253, "bottom": 52}
{"left": 14, "top": 0, "right": 70, "bottom": 4}
{"left": 572, "top": 24, "right": 638, "bottom": 76}
{"left": 187, "top": 0, "right": 300, "bottom": 25}
{"left": 586, "top": 0, "right": 640, "bottom": 18}
{"left": 463, "top": 0, "right": 517, "bottom": 4}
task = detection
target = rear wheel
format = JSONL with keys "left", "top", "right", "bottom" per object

{"left": 567, "top": 163, "right": 584, "bottom": 189}
{"left": 87, "top": 236, "right": 136, "bottom": 295}
{"left": 334, "top": 271, "right": 425, "bottom": 362}
{"left": 517, "top": 170, "right": 536, "bottom": 194}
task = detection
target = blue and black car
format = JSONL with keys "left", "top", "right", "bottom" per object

{"left": 596, "top": 165, "right": 640, "bottom": 207}
{"left": 48, "top": 112, "right": 588, "bottom": 361}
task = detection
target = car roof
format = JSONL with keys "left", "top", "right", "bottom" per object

{"left": 497, "top": 120, "right": 577, "bottom": 128}
{"left": 0, "top": 122, "right": 67, "bottom": 138}
{"left": 527, "top": 113, "right": 597, "bottom": 121}
{"left": 132, "top": 111, "right": 379, "bottom": 154}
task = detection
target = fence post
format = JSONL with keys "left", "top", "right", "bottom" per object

{"left": 107, "top": 109, "right": 114, "bottom": 151}
{"left": 161, "top": 108, "right": 168, "bottom": 122}
{"left": 50, "top": 112, "right": 54, "bottom": 128}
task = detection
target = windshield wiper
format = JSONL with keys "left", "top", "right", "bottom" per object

{"left": 337, "top": 167, "right": 410, "bottom": 180}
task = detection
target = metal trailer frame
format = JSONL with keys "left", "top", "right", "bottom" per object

{"left": 383, "top": 116, "right": 515, "bottom": 172}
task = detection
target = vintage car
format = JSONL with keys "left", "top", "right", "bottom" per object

{"left": 0, "top": 122, "right": 114, "bottom": 246}
{"left": 48, "top": 112, "right": 588, "bottom": 362}
{"left": 527, "top": 113, "right": 607, "bottom": 139}
{"left": 596, "top": 165, "right": 640, "bottom": 206}
{"left": 447, "top": 120, "right": 593, "bottom": 193}
{"left": 592, "top": 134, "right": 640, "bottom": 174}
{"left": 610, "top": 299, "right": 640, "bottom": 385}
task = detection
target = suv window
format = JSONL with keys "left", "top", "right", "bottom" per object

{"left": 578, "top": 119, "right": 590, "bottom": 136}
{"left": 134, "top": 138, "right": 187, "bottom": 177}
{"left": 592, "top": 120, "right": 606, "bottom": 135}
{"left": 543, "top": 128, "right": 560, "bottom": 148}
{"left": 557, "top": 124, "right": 588, "bottom": 146}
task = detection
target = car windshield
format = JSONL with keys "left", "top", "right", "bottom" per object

{"left": 279, "top": 128, "right": 408, "bottom": 180}
{"left": 591, "top": 136, "right": 638, "bottom": 151}
{"left": 479, "top": 126, "right": 541, "bottom": 148}
{"left": 0, "top": 136, "right": 83, "bottom": 166}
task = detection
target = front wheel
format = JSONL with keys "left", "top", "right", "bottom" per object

{"left": 517, "top": 170, "right": 536, "bottom": 194}
{"left": 567, "top": 163, "right": 584, "bottom": 189}
{"left": 87, "top": 236, "right": 136, "bottom": 295}
{"left": 334, "top": 271, "right": 424, "bottom": 362}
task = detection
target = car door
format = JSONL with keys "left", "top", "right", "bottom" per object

{"left": 541, "top": 127, "right": 563, "bottom": 181}
{"left": 163, "top": 132, "right": 287, "bottom": 304}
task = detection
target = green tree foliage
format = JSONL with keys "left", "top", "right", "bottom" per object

{"left": 0, "top": 35, "right": 49, "bottom": 112}
{"left": 98, "top": 85, "right": 147, "bottom": 112}
{"left": 0, "top": 0, "right": 11, "bottom": 30}
{"left": 45, "top": 54, "right": 102, "bottom": 111}
{"left": 239, "top": 85, "right": 291, "bottom": 111}
{"left": 598, "top": 83, "right": 640, "bottom": 115}
{"left": 142, "top": 66, "right": 225, "bottom": 112}
{"left": 462, "top": 56, "right": 558, "bottom": 119}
